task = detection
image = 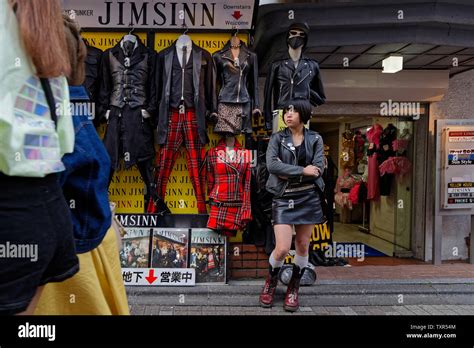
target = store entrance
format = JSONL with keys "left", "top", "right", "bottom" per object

{"left": 312, "top": 116, "right": 415, "bottom": 264}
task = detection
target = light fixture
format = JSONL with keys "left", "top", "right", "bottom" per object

{"left": 382, "top": 55, "right": 403, "bottom": 73}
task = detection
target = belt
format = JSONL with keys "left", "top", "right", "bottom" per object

{"left": 284, "top": 184, "right": 316, "bottom": 193}
{"left": 209, "top": 200, "right": 243, "bottom": 208}
{"left": 340, "top": 188, "right": 351, "bottom": 193}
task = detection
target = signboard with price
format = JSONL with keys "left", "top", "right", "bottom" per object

{"left": 441, "top": 126, "right": 474, "bottom": 209}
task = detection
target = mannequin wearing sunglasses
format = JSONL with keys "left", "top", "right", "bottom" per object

{"left": 263, "top": 22, "right": 326, "bottom": 131}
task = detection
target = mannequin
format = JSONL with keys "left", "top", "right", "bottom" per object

{"left": 99, "top": 32, "right": 169, "bottom": 214}
{"left": 176, "top": 31, "right": 192, "bottom": 66}
{"left": 152, "top": 31, "right": 216, "bottom": 214}
{"left": 288, "top": 29, "right": 304, "bottom": 67}
{"left": 335, "top": 168, "right": 357, "bottom": 224}
{"left": 212, "top": 30, "right": 261, "bottom": 139}
{"left": 206, "top": 136, "right": 252, "bottom": 236}
{"left": 264, "top": 22, "right": 326, "bottom": 131}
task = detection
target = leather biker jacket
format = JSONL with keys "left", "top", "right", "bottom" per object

{"left": 264, "top": 54, "right": 326, "bottom": 130}
{"left": 213, "top": 41, "right": 259, "bottom": 108}
{"left": 266, "top": 127, "right": 325, "bottom": 197}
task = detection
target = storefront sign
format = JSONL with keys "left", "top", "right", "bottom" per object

{"left": 448, "top": 131, "right": 474, "bottom": 142}
{"left": 122, "top": 268, "right": 195, "bottom": 286}
{"left": 441, "top": 125, "right": 474, "bottom": 209}
{"left": 62, "top": 0, "right": 254, "bottom": 29}
{"left": 310, "top": 221, "right": 332, "bottom": 251}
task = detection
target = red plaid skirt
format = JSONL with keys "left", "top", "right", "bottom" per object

{"left": 207, "top": 202, "right": 251, "bottom": 237}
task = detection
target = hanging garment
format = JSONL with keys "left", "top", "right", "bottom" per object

{"left": 213, "top": 41, "right": 260, "bottom": 134}
{"left": 392, "top": 128, "right": 411, "bottom": 155}
{"left": 245, "top": 137, "right": 275, "bottom": 253}
{"left": 379, "top": 156, "right": 412, "bottom": 179}
{"left": 366, "top": 124, "right": 383, "bottom": 200}
{"left": 349, "top": 182, "right": 361, "bottom": 205}
{"left": 206, "top": 138, "right": 252, "bottom": 236}
{"left": 99, "top": 38, "right": 157, "bottom": 169}
{"left": 334, "top": 174, "right": 356, "bottom": 209}
{"left": 379, "top": 123, "right": 397, "bottom": 196}
{"left": 154, "top": 108, "right": 207, "bottom": 214}
{"left": 155, "top": 42, "right": 216, "bottom": 145}
{"left": 84, "top": 45, "right": 102, "bottom": 101}
{"left": 340, "top": 130, "right": 355, "bottom": 169}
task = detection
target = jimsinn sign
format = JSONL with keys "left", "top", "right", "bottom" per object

{"left": 62, "top": 0, "right": 254, "bottom": 29}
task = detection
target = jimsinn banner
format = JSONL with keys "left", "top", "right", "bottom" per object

{"left": 62, "top": 0, "right": 255, "bottom": 29}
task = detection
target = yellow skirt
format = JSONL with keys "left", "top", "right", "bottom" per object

{"left": 35, "top": 227, "right": 129, "bottom": 315}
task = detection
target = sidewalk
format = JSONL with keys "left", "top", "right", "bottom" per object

{"left": 127, "top": 263, "right": 474, "bottom": 315}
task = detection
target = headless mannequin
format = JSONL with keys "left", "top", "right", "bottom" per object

{"left": 211, "top": 32, "right": 262, "bottom": 137}
{"left": 107, "top": 34, "right": 169, "bottom": 214}
{"left": 176, "top": 34, "right": 192, "bottom": 66}
{"left": 225, "top": 134, "right": 236, "bottom": 162}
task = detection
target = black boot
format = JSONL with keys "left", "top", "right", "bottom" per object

{"left": 259, "top": 266, "right": 280, "bottom": 308}
{"left": 284, "top": 264, "right": 305, "bottom": 312}
{"left": 147, "top": 183, "right": 171, "bottom": 215}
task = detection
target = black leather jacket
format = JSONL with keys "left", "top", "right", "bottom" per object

{"left": 213, "top": 41, "right": 259, "bottom": 109}
{"left": 266, "top": 127, "right": 325, "bottom": 197}
{"left": 264, "top": 54, "right": 326, "bottom": 130}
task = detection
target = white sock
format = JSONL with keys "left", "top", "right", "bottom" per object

{"left": 294, "top": 254, "right": 308, "bottom": 269}
{"left": 269, "top": 252, "right": 284, "bottom": 270}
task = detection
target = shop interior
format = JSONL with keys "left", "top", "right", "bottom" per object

{"left": 312, "top": 116, "right": 414, "bottom": 260}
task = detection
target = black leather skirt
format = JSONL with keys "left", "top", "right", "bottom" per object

{"left": 272, "top": 187, "right": 324, "bottom": 225}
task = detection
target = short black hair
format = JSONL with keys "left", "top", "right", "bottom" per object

{"left": 282, "top": 99, "right": 313, "bottom": 124}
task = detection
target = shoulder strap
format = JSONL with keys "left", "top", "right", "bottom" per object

{"left": 39, "top": 78, "right": 58, "bottom": 129}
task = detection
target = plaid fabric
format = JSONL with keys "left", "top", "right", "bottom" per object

{"left": 154, "top": 108, "right": 207, "bottom": 213}
{"left": 206, "top": 138, "right": 252, "bottom": 232}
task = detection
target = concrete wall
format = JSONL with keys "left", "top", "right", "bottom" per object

{"left": 428, "top": 69, "right": 474, "bottom": 261}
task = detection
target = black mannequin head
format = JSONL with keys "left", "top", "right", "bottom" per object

{"left": 287, "top": 22, "right": 310, "bottom": 50}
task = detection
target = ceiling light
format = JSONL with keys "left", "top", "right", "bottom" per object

{"left": 382, "top": 55, "right": 403, "bottom": 73}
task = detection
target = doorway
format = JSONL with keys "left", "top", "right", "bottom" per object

{"left": 312, "top": 116, "right": 414, "bottom": 262}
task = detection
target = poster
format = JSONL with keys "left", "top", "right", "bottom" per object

{"left": 151, "top": 228, "right": 189, "bottom": 268}
{"left": 310, "top": 221, "right": 333, "bottom": 251}
{"left": 441, "top": 125, "right": 474, "bottom": 209}
{"left": 122, "top": 268, "right": 195, "bottom": 286}
{"left": 190, "top": 229, "right": 226, "bottom": 283}
{"left": 120, "top": 227, "right": 151, "bottom": 268}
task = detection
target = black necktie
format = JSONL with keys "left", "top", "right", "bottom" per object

{"left": 181, "top": 46, "right": 187, "bottom": 101}
{"left": 182, "top": 45, "right": 187, "bottom": 67}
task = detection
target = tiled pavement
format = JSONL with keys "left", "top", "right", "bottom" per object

{"left": 312, "top": 263, "right": 474, "bottom": 280}
{"left": 130, "top": 304, "right": 474, "bottom": 316}
{"left": 127, "top": 263, "right": 474, "bottom": 316}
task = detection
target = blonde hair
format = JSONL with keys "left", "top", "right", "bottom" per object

{"left": 9, "top": 0, "right": 71, "bottom": 78}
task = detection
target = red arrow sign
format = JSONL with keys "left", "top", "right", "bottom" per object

{"left": 145, "top": 269, "right": 157, "bottom": 284}
{"left": 232, "top": 11, "right": 242, "bottom": 20}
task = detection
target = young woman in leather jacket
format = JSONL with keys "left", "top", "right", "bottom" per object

{"left": 260, "top": 99, "right": 325, "bottom": 312}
